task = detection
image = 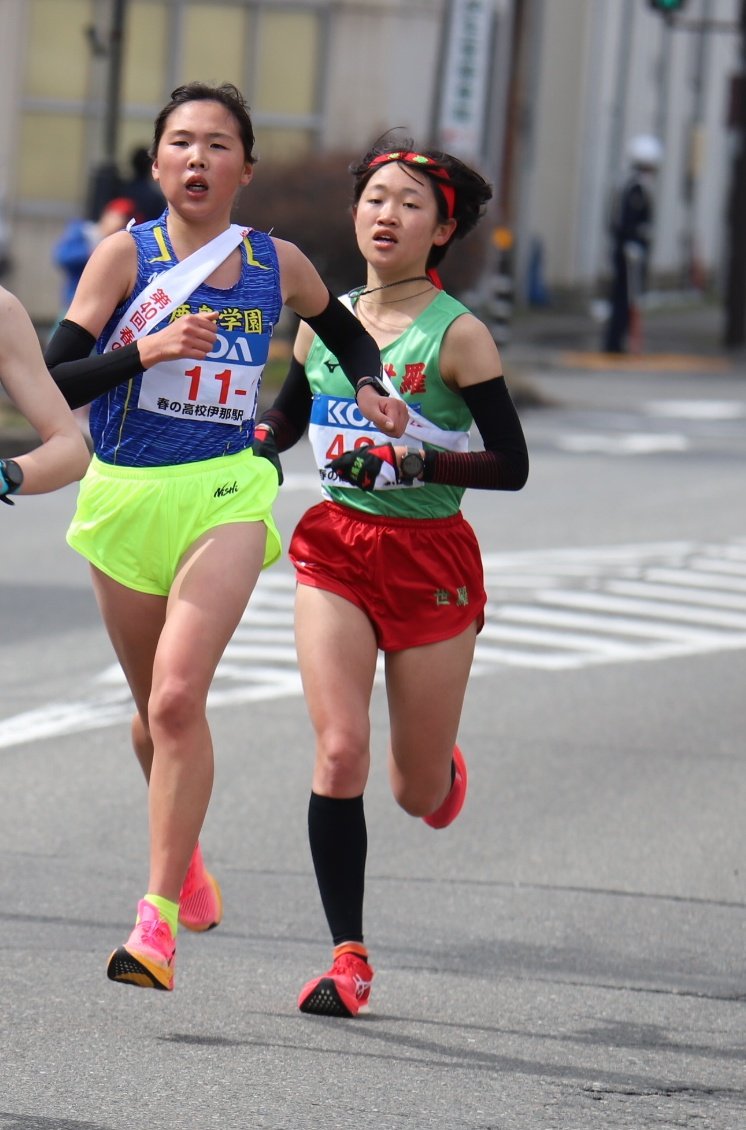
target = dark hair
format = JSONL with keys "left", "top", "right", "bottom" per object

{"left": 151, "top": 82, "right": 256, "bottom": 164}
{"left": 350, "top": 135, "right": 492, "bottom": 268}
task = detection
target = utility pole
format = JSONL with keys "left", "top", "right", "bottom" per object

{"left": 724, "top": 0, "right": 746, "bottom": 348}
{"left": 86, "top": 0, "right": 128, "bottom": 219}
{"left": 681, "top": 0, "right": 711, "bottom": 290}
{"left": 608, "top": 3, "right": 635, "bottom": 187}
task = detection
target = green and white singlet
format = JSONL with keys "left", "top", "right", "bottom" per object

{"left": 306, "top": 290, "right": 474, "bottom": 520}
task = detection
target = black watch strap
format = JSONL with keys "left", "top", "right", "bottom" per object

{"left": 355, "top": 375, "right": 388, "bottom": 400}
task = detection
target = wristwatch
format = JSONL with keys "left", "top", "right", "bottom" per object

{"left": 355, "top": 375, "right": 388, "bottom": 400}
{"left": 400, "top": 449, "right": 425, "bottom": 482}
{"left": 0, "top": 458, "right": 24, "bottom": 505}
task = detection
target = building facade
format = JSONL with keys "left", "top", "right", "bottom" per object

{"left": 0, "top": 0, "right": 739, "bottom": 322}
{"left": 521, "top": 0, "right": 740, "bottom": 303}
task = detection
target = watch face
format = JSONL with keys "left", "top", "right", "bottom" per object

{"left": 401, "top": 452, "right": 424, "bottom": 479}
{"left": 1, "top": 459, "right": 23, "bottom": 491}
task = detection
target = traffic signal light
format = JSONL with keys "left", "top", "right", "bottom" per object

{"left": 648, "top": 0, "right": 687, "bottom": 14}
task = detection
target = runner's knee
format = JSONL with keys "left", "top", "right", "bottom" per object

{"left": 149, "top": 677, "right": 205, "bottom": 740}
{"left": 391, "top": 761, "right": 451, "bottom": 817}
{"left": 314, "top": 732, "right": 369, "bottom": 795}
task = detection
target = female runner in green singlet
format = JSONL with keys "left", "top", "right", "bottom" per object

{"left": 256, "top": 140, "right": 529, "bottom": 1017}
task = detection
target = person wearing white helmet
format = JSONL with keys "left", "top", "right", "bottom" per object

{"left": 627, "top": 134, "right": 663, "bottom": 169}
{"left": 603, "top": 134, "right": 663, "bottom": 353}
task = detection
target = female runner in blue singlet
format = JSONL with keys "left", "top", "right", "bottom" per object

{"left": 45, "top": 83, "right": 405, "bottom": 992}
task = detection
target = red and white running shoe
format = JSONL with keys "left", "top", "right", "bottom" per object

{"left": 423, "top": 745, "right": 468, "bottom": 829}
{"left": 298, "top": 949, "right": 374, "bottom": 1017}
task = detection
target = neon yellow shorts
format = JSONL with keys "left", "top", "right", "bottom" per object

{"left": 67, "top": 449, "right": 281, "bottom": 596}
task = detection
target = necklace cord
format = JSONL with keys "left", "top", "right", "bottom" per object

{"left": 358, "top": 284, "right": 435, "bottom": 305}
{"left": 353, "top": 275, "right": 432, "bottom": 299}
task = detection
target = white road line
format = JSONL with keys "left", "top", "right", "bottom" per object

{"left": 482, "top": 541, "right": 696, "bottom": 568}
{"left": 702, "top": 545, "right": 746, "bottom": 561}
{"left": 680, "top": 560, "right": 746, "bottom": 581}
{"left": 533, "top": 589, "right": 746, "bottom": 629}
{"left": 2, "top": 537, "right": 746, "bottom": 749}
{"left": 221, "top": 644, "right": 300, "bottom": 662}
{"left": 644, "top": 567, "right": 746, "bottom": 591}
{"left": 604, "top": 580, "right": 746, "bottom": 610}
{"left": 643, "top": 400, "right": 746, "bottom": 419}
{"left": 474, "top": 635, "right": 746, "bottom": 672}
{"left": 479, "top": 622, "right": 643, "bottom": 653}
{"left": 492, "top": 604, "right": 735, "bottom": 642}
{"left": 557, "top": 433, "right": 689, "bottom": 455}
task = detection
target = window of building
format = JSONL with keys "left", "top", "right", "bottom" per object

{"left": 20, "top": 0, "right": 93, "bottom": 206}
{"left": 180, "top": 4, "right": 246, "bottom": 89}
{"left": 17, "top": 0, "right": 324, "bottom": 214}
{"left": 122, "top": 1, "right": 169, "bottom": 107}
{"left": 254, "top": 10, "right": 320, "bottom": 119}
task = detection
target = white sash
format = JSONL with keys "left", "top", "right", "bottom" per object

{"left": 380, "top": 371, "right": 469, "bottom": 452}
{"left": 341, "top": 295, "right": 469, "bottom": 453}
{"left": 104, "top": 224, "right": 248, "bottom": 352}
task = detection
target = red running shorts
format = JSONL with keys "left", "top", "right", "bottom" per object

{"left": 289, "top": 501, "right": 486, "bottom": 652}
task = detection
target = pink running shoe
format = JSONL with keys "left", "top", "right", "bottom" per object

{"left": 107, "top": 899, "right": 176, "bottom": 991}
{"left": 423, "top": 745, "right": 468, "bottom": 829}
{"left": 179, "top": 843, "right": 223, "bottom": 932}
{"left": 298, "top": 949, "right": 374, "bottom": 1018}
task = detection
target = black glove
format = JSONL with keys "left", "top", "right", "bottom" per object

{"left": 326, "top": 442, "right": 400, "bottom": 492}
{"left": 252, "top": 424, "right": 283, "bottom": 485}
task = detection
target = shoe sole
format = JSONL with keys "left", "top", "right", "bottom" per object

{"left": 298, "top": 977, "right": 363, "bottom": 1018}
{"left": 107, "top": 945, "right": 174, "bottom": 990}
{"left": 179, "top": 874, "right": 223, "bottom": 933}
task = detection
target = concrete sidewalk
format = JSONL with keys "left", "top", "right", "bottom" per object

{"left": 505, "top": 295, "right": 740, "bottom": 373}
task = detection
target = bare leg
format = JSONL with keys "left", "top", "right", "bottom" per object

{"left": 90, "top": 565, "right": 164, "bottom": 782}
{"left": 93, "top": 521, "right": 267, "bottom": 903}
{"left": 385, "top": 622, "right": 477, "bottom": 817}
{"left": 295, "top": 586, "right": 379, "bottom": 798}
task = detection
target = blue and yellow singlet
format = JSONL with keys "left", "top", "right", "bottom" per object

{"left": 89, "top": 212, "right": 281, "bottom": 467}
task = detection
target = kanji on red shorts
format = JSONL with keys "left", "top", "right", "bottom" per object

{"left": 289, "top": 501, "right": 486, "bottom": 651}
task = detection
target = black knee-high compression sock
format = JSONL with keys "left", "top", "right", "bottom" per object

{"left": 307, "top": 792, "right": 367, "bottom": 946}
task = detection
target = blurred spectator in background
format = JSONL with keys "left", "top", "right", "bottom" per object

{"left": 53, "top": 197, "right": 136, "bottom": 313}
{"left": 603, "top": 134, "right": 662, "bottom": 354}
{"left": 52, "top": 196, "right": 135, "bottom": 432}
{"left": 122, "top": 146, "right": 165, "bottom": 222}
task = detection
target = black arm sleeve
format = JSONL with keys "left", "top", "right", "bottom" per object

{"left": 258, "top": 354, "right": 313, "bottom": 452}
{"left": 45, "top": 319, "right": 143, "bottom": 409}
{"left": 422, "top": 376, "right": 529, "bottom": 491}
{"left": 303, "top": 292, "right": 381, "bottom": 389}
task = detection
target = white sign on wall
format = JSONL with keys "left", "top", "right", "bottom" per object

{"left": 437, "top": 0, "right": 495, "bottom": 160}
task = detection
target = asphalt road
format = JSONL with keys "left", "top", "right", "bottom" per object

{"left": 1, "top": 359, "right": 745, "bottom": 1129}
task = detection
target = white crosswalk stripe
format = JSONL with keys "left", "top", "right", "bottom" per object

{"left": 530, "top": 397, "right": 746, "bottom": 458}
{"left": 476, "top": 538, "right": 746, "bottom": 670}
{"left": 1, "top": 538, "right": 745, "bottom": 748}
